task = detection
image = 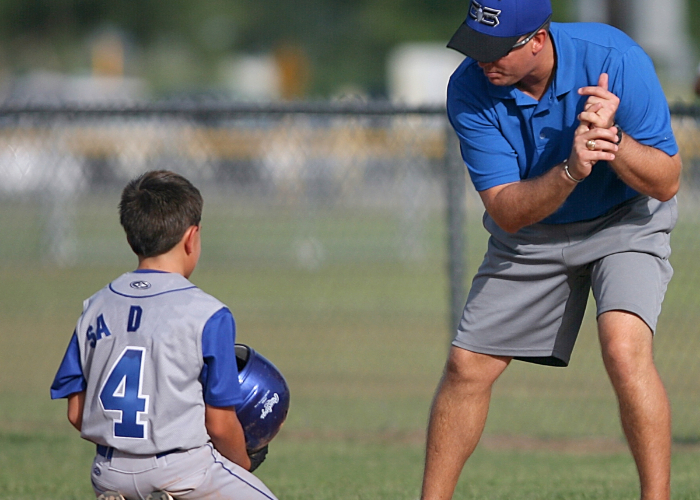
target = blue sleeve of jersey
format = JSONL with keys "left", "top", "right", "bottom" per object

{"left": 200, "top": 307, "right": 243, "bottom": 407}
{"left": 50, "top": 331, "right": 86, "bottom": 399}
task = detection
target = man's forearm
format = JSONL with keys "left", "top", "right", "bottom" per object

{"left": 608, "top": 134, "right": 680, "bottom": 201}
{"left": 480, "top": 161, "right": 578, "bottom": 233}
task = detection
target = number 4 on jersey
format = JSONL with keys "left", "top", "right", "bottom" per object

{"left": 99, "top": 347, "right": 150, "bottom": 439}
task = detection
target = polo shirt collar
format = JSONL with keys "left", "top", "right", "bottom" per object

{"left": 549, "top": 24, "right": 576, "bottom": 99}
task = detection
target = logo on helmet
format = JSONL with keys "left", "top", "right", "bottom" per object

{"left": 260, "top": 393, "right": 280, "bottom": 420}
{"left": 469, "top": 0, "right": 501, "bottom": 27}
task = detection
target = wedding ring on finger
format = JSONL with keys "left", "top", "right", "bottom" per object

{"left": 586, "top": 139, "right": 596, "bottom": 151}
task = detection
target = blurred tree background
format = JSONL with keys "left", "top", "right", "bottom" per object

{"left": 0, "top": 0, "right": 695, "bottom": 99}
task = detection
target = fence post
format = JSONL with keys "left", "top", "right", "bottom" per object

{"left": 443, "top": 120, "right": 466, "bottom": 338}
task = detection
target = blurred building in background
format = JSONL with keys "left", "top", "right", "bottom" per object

{"left": 0, "top": 28, "right": 147, "bottom": 104}
{"left": 221, "top": 44, "right": 310, "bottom": 101}
{"left": 576, "top": 0, "right": 695, "bottom": 93}
{"left": 387, "top": 43, "right": 464, "bottom": 105}
{"left": 0, "top": 0, "right": 695, "bottom": 104}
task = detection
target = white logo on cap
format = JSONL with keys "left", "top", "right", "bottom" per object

{"left": 469, "top": 0, "right": 501, "bottom": 27}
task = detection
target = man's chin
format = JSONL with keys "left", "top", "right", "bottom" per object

{"left": 486, "top": 74, "right": 510, "bottom": 86}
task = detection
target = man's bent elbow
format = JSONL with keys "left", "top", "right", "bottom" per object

{"left": 655, "top": 183, "right": 679, "bottom": 202}
{"left": 652, "top": 173, "right": 681, "bottom": 202}
{"left": 490, "top": 215, "right": 530, "bottom": 234}
{"left": 658, "top": 156, "right": 682, "bottom": 201}
{"left": 485, "top": 210, "right": 524, "bottom": 233}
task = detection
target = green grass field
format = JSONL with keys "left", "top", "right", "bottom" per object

{"left": 1, "top": 191, "right": 700, "bottom": 499}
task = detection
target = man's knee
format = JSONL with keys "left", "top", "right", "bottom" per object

{"left": 442, "top": 346, "right": 510, "bottom": 390}
{"left": 598, "top": 311, "right": 656, "bottom": 381}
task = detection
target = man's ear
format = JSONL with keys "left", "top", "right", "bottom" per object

{"left": 531, "top": 30, "right": 548, "bottom": 54}
{"left": 183, "top": 225, "right": 200, "bottom": 255}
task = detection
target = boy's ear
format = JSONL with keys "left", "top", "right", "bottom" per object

{"left": 183, "top": 225, "right": 200, "bottom": 254}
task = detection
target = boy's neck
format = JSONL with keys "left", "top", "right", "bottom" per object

{"left": 137, "top": 253, "right": 191, "bottom": 279}
{"left": 134, "top": 225, "right": 200, "bottom": 279}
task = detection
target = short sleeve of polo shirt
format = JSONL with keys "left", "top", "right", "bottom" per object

{"left": 608, "top": 45, "right": 677, "bottom": 155}
{"left": 447, "top": 62, "right": 523, "bottom": 191}
{"left": 199, "top": 307, "right": 243, "bottom": 408}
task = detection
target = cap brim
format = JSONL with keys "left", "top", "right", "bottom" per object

{"left": 447, "top": 23, "right": 521, "bottom": 63}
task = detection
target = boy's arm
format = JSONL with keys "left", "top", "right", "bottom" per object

{"left": 205, "top": 404, "right": 252, "bottom": 471}
{"left": 67, "top": 391, "right": 86, "bottom": 432}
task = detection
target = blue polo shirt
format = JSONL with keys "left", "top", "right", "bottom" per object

{"left": 447, "top": 22, "right": 678, "bottom": 224}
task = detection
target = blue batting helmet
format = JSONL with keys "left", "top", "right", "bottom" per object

{"left": 234, "top": 344, "right": 291, "bottom": 452}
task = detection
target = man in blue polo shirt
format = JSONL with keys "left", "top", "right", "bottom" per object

{"left": 421, "top": 1, "right": 681, "bottom": 499}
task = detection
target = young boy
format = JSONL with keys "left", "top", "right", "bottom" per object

{"left": 50, "top": 170, "right": 278, "bottom": 500}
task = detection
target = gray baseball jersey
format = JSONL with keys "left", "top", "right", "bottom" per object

{"left": 77, "top": 271, "right": 227, "bottom": 454}
{"left": 52, "top": 270, "right": 279, "bottom": 499}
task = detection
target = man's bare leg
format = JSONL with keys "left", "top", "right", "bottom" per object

{"left": 598, "top": 311, "right": 671, "bottom": 500}
{"left": 421, "top": 347, "right": 511, "bottom": 500}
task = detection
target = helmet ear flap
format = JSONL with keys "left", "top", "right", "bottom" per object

{"left": 234, "top": 344, "right": 291, "bottom": 452}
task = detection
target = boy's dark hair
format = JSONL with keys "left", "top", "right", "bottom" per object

{"left": 119, "top": 170, "right": 203, "bottom": 258}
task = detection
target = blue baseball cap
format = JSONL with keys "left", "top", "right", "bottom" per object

{"left": 448, "top": 0, "right": 552, "bottom": 63}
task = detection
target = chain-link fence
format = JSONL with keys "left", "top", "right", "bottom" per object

{"left": 1, "top": 101, "right": 698, "bottom": 443}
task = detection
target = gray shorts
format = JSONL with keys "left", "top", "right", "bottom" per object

{"left": 453, "top": 195, "right": 677, "bottom": 367}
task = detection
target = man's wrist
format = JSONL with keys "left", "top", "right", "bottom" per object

{"left": 563, "top": 160, "right": 584, "bottom": 183}
{"left": 612, "top": 123, "right": 623, "bottom": 145}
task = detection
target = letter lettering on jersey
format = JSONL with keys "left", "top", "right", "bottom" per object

{"left": 127, "top": 306, "right": 143, "bottom": 332}
{"left": 87, "top": 325, "right": 97, "bottom": 348}
{"left": 95, "top": 314, "right": 112, "bottom": 342}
